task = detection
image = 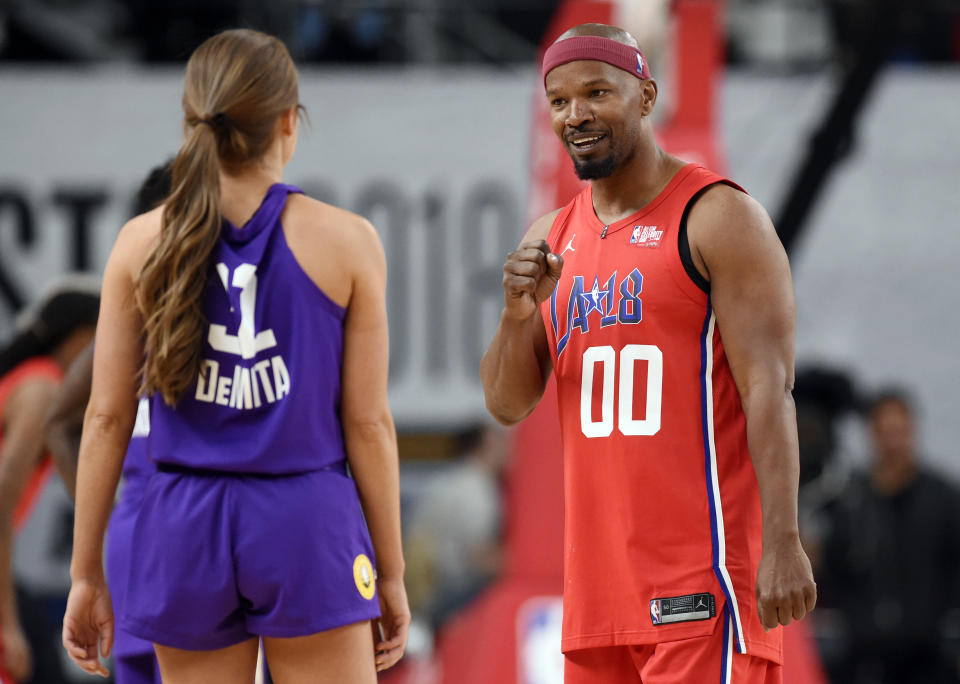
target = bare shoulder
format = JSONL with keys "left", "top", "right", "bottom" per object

{"left": 285, "top": 193, "right": 368, "bottom": 228}
{"left": 520, "top": 209, "right": 562, "bottom": 246}
{"left": 114, "top": 205, "right": 163, "bottom": 278}
{"left": 285, "top": 194, "right": 382, "bottom": 255}
{"left": 282, "top": 194, "right": 384, "bottom": 305}
{"left": 686, "top": 184, "right": 787, "bottom": 282}
{"left": 687, "top": 184, "right": 777, "bottom": 248}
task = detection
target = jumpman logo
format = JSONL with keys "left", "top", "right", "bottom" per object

{"left": 561, "top": 234, "right": 577, "bottom": 256}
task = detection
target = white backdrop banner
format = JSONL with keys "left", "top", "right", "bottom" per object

{"left": 0, "top": 67, "right": 536, "bottom": 428}
{"left": 3, "top": 67, "right": 960, "bottom": 464}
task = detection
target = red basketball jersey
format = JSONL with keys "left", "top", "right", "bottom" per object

{"left": 540, "top": 163, "right": 782, "bottom": 663}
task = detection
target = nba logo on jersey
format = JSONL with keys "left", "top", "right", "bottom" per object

{"left": 650, "top": 599, "right": 662, "bottom": 625}
{"left": 630, "top": 225, "right": 663, "bottom": 247}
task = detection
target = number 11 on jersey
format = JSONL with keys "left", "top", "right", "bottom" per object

{"left": 581, "top": 344, "right": 663, "bottom": 438}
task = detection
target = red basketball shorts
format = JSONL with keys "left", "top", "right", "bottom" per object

{"left": 564, "top": 614, "right": 781, "bottom": 684}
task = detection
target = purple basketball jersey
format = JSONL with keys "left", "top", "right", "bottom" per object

{"left": 148, "top": 184, "right": 348, "bottom": 473}
{"left": 107, "top": 397, "right": 156, "bottom": 658}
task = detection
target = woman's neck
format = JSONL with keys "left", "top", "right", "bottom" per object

{"left": 218, "top": 135, "right": 288, "bottom": 227}
{"left": 218, "top": 164, "right": 283, "bottom": 228}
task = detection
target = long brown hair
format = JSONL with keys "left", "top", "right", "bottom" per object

{"left": 137, "top": 29, "right": 300, "bottom": 406}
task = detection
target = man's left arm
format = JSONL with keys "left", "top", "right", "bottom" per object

{"left": 689, "top": 184, "right": 817, "bottom": 630}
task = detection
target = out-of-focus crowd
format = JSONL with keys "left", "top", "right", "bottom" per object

{"left": 795, "top": 369, "right": 960, "bottom": 683}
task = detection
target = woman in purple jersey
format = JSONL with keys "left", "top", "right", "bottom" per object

{"left": 62, "top": 29, "right": 409, "bottom": 682}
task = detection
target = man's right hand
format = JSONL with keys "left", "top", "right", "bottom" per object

{"left": 502, "top": 240, "right": 564, "bottom": 321}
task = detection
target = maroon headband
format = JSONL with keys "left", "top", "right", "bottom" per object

{"left": 541, "top": 35, "right": 652, "bottom": 86}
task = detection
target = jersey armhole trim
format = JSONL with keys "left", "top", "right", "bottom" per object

{"left": 677, "top": 181, "right": 740, "bottom": 294}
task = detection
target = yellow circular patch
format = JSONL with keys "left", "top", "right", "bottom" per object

{"left": 353, "top": 554, "right": 376, "bottom": 600}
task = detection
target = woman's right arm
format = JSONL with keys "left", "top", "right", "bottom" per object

{"left": 338, "top": 216, "right": 409, "bottom": 672}
{"left": 63, "top": 216, "right": 150, "bottom": 676}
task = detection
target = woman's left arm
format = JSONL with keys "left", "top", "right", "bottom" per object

{"left": 63, "top": 217, "right": 149, "bottom": 676}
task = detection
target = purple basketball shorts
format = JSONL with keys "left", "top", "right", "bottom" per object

{"left": 119, "top": 464, "right": 380, "bottom": 650}
{"left": 107, "top": 495, "right": 156, "bottom": 658}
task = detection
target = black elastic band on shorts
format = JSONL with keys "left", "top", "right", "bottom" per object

{"left": 156, "top": 460, "right": 348, "bottom": 478}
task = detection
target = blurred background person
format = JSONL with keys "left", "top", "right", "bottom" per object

{"left": 0, "top": 278, "right": 100, "bottom": 683}
{"left": 820, "top": 389, "right": 960, "bottom": 683}
{"left": 404, "top": 424, "right": 507, "bottom": 632}
{"left": 792, "top": 367, "right": 861, "bottom": 566}
{"left": 790, "top": 366, "right": 861, "bottom": 681}
{"left": 44, "top": 160, "right": 172, "bottom": 684}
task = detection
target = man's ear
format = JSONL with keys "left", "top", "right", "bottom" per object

{"left": 640, "top": 79, "right": 658, "bottom": 117}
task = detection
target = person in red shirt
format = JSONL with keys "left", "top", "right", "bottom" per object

{"left": 0, "top": 279, "right": 99, "bottom": 683}
{"left": 480, "top": 23, "right": 816, "bottom": 683}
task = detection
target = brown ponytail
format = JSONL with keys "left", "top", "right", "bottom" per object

{"left": 137, "top": 29, "right": 301, "bottom": 406}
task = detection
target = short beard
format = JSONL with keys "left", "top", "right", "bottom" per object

{"left": 572, "top": 154, "right": 617, "bottom": 180}
{"left": 570, "top": 144, "right": 634, "bottom": 181}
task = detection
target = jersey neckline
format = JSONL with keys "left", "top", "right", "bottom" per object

{"left": 221, "top": 183, "right": 302, "bottom": 245}
{"left": 584, "top": 163, "right": 700, "bottom": 238}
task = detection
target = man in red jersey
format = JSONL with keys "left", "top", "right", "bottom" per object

{"left": 480, "top": 23, "right": 816, "bottom": 684}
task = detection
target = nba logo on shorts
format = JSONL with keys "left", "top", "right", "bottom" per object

{"left": 650, "top": 599, "right": 662, "bottom": 625}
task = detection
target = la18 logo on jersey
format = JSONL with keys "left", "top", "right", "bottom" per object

{"left": 550, "top": 268, "right": 644, "bottom": 357}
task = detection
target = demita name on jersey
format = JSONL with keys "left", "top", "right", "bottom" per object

{"left": 194, "top": 355, "right": 291, "bottom": 409}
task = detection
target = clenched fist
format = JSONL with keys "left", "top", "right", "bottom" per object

{"left": 756, "top": 534, "right": 817, "bottom": 631}
{"left": 502, "top": 240, "right": 564, "bottom": 321}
